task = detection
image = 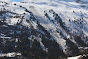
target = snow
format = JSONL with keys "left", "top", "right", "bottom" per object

{"left": 67, "top": 55, "right": 82, "bottom": 59}
{"left": 0, "top": 0, "right": 11, "bottom": 2}
{"left": 0, "top": 34, "right": 11, "bottom": 39}
{"left": 23, "top": 0, "right": 76, "bottom": 2}
{"left": 7, "top": 18, "right": 19, "bottom": 25}
{"left": 0, "top": 52, "right": 21, "bottom": 57}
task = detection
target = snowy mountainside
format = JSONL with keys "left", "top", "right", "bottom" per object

{"left": 0, "top": 0, "right": 88, "bottom": 59}
{"left": 23, "top": 0, "right": 88, "bottom": 3}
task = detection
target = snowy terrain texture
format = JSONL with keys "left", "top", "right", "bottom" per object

{"left": 0, "top": 0, "right": 88, "bottom": 59}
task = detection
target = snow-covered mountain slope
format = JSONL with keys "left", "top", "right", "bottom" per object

{"left": 23, "top": 0, "right": 88, "bottom": 3}
{"left": 0, "top": 0, "right": 88, "bottom": 59}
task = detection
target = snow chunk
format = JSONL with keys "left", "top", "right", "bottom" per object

{"left": 67, "top": 55, "right": 82, "bottom": 59}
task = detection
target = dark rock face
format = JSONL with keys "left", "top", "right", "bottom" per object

{"left": 0, "top": 22, "right": 66, "bottom": 59}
